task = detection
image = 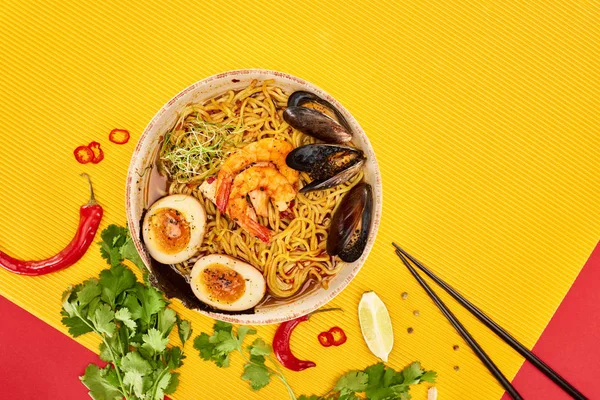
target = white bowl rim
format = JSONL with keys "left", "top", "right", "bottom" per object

{"left": 125, "top": 69, "right": 383, "bottom": 324}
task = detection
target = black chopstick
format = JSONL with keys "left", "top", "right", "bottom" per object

{"left": 394, "top": 250, "right": 524, "bottom": 400}
{"left": 393, "top": 243, "right": 588, "bottom": 400}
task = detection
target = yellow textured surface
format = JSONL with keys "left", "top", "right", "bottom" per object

{"left": 0, "top": 1, "right": 599, "bottom": 399}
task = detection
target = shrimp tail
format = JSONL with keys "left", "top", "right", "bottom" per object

{"left": 246, "top": 218, "right": 272, "bottom": 243}
{"left": 216, "top": 176, "right": 232, "bottom": 213}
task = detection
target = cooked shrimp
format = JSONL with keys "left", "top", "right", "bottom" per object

{"left": 228, "top": 166, "right": 296, "bottom": 243}
{"left": 215, "top": 138, "right": 299, "bottom": 213}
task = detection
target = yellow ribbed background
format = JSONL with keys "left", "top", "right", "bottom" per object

{"left": 0, "top": 1, "right": 599, "bottom": 399}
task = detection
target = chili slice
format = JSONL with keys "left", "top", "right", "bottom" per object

{"left": 74, "top": 146, "right": 94, "bottom": 164}
{"left": 0, "top": 174, "right": 103, "bottom": 276}
{"left": 109, "top": 128, "right": 130, "bottom": 144}
{"left": 88, "top": 141, "right": 104, "bottom": 164}
{"left": 318, "top": 331, "right": 334, "bottom": 347}
{"left": 328, "top": 326, "right": 347, "bottom": 346}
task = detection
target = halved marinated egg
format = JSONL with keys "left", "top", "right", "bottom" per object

{"left": 190, "top": 254, "right": 266, "bottom": 311}
{"left": 142, "top": 194, "right": 206, "bottom": 264}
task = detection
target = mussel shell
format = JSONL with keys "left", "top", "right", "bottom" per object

{"left": 283, "top": 106, "right": 352, "bottom": 144}
{"left": 287, "top": 91, "right": 352, "bottom": 132}
{"left": 300, "top": 158, "right": 364, "bottom": 193}
{"left": 327, "top": 182, "right": 373, "bottom": 263}
{"left": 286, "top": 144, "right": 366, "bottom": 193}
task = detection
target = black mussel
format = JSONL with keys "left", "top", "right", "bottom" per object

{"left": 283, "top": 106, "right": 352, "bottom": 144}
{"left": 286, "top": 144, "right": 366, "bottom": 193}
{"left": 288, "top": 91, "right": 352, "bottom": 132}
{"left": 327, "top": 182, "right": 373, "bottom": 263}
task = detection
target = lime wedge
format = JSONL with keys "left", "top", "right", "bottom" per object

{"left": 358, "top": 291, "right": 394, "bottom": 361}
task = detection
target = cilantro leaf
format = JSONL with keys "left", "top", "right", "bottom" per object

{"left": 99, "top": 342, "right": 114, "bottom": 362}
{"left": 401, "top": 362, "right": 423, "bottom": 385}
{"left": 76, "top": 279, "right": 101, "bottom": 307}
{"left": 80, "top": 364, "right": 122, "bottom": 400}
{"left": 123, "top": 370, "right": 145, "bottom": 398}
{"left": 383, "top": 367, "right": 396, "bottom": 388}
{"left": 164, "top": 372, "right": 180, "bottom": 395}
{"left": 123, "top": 293, "right": 143, "bottom": 320}
{"left": 115, "top": 308, "right": 137, "bottom": 333}
{"left": 153, "top": 371, "right": 172, "bottom": 400}
{"left": 98, "top": 225, "right": 129, "bottom": 267}
{"left": 213, "top": 320, "right": 233, "bottom": 333}
{"left": 335, "top": 371, "right": 368, "bottom": 393}
{"left": 121, "top": 351, "right": 152, "bottom": 375}
{"left": 365, "top": 363, "right": 385, "bottom": 391}
{"left": 99, "top": 264, "right": 136, "bottom": 307}
{"left": 91, "top": 304, "right": 116, "bottom": 337}
{"left": 213, "top": 330, "right": 238, "bottom": 354}
{"left": 194, "top": 332, "right": 216, "bottom": 361}
{"left": 142, "top": 328, "right": 169, "bottom": 354}
{"left": 420, "top": 370, "right": 437, "bottom": 383}
{"left": 166, "top": 346, "right": 184, "bottom": 369}
{"left": 177, "top": 316, "right": 192, "bottom": 346}
{"left": 248, "top": 338, "right": 271, "bottom": 357}
{"left": 158, "top": 308, "right": 177, "bottom": 336}
{"left": 61, "top": 316, "right": 94, "bottom": 337}
{"left": 237, "top": 325, "right": 257, "bottom": 343}
{"left": 120, "top": 235, "right": 146, "bottom": 271}
{"left": 241, "top": 362, "right": 271, "bottom": 390}
{"left": 135, "top": 284, "right": 166, "bottom": 325}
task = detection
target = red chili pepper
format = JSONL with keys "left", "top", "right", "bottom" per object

{"left": 109, "top": 128, "right": 130, "bottom": 144}
{"left": 0, "top": 174, "right": 103, "bottom": 276}
{"left": 328, "top": 326, "right": 347, "bottom": 346}
{"left": 279, "top": 200, "right": 295, "bottom": 220}
{"left": 317, "top": 331, "right": 334, "bottom": 347}
{"left": 74, "top": 146, "right": 94, "bottom": 164}
{"left": 206, "top": 176, "right": 216, "bottom": 184}
{"left": 88, "top": 141, "right": 104, "bottom": 164}
{"left": 273, "top": 307, "right": 342, "bottom": 371}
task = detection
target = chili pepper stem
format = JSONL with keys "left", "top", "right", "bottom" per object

{"left": 307, "top": 307, "right": 343, "bottom": 319}
{"left": 80, "top": 173, "right": 98, "bottom": 205}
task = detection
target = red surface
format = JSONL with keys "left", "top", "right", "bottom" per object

{"left": 0, "top": 298, "right": 99, "bottom": 399}
{"left": 501, "top": 242, "right": 600, "bottom": 400}
{"left": 1, "top": 242, "right": 598, "bottom": 399}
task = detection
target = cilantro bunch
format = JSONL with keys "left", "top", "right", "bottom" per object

{"left": 61, "top": 225, "right": 192, "bottom": 400}
{"left": 194, "top": 321, "right": 297, "bottom": 399}
{"left": 299, "top": 362, "right": 436, "bottom": 400}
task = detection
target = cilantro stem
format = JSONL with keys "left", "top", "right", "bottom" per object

{"left": 149, "top": 365, "right": 170, "bottom": 400}
{"left": 101, "top": 336, "right": 130, "bottom": 400}
{"left": 235, "top": 343, "right": 296, "bottom": 400}
{"left": 268, "top": 355, "right": 297, "bottom": 400}
{"left": 71, "top": 307, "right": 129, "bottom": 400}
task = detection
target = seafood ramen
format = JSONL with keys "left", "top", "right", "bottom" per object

{"left": 142, "top": 80, "right": 373, "bottom": 313}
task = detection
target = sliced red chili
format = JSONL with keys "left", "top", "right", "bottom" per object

{"left": 88, "top": 141, "right": 104, "bottom": 164}
{"left": 109, "top": 128, "right": 130, "bottom": 144}
{"left": 328, "top": 326, "right": 347, "bottom": 346}
{"left": 206, "top": 176, "right": 216, "bottom": 184}
{"left": 318, "top": 331, "right": 334, "bottom": 347}
{"left": 74, "top": 146, "right": 94, "bottom": 164}
{"left": 280, "top": 200, "right": 296, "bottom": 220}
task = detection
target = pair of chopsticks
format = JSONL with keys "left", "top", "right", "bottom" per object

{"left": 392, "top": 243, "right": 587, "bottom": 400}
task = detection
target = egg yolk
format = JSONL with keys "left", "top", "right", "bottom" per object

{"left": 148, "top": 208, "right": 191, "bottom": 254}
{"left": 199, "top": 263, "right": 246, "bottom": 304}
